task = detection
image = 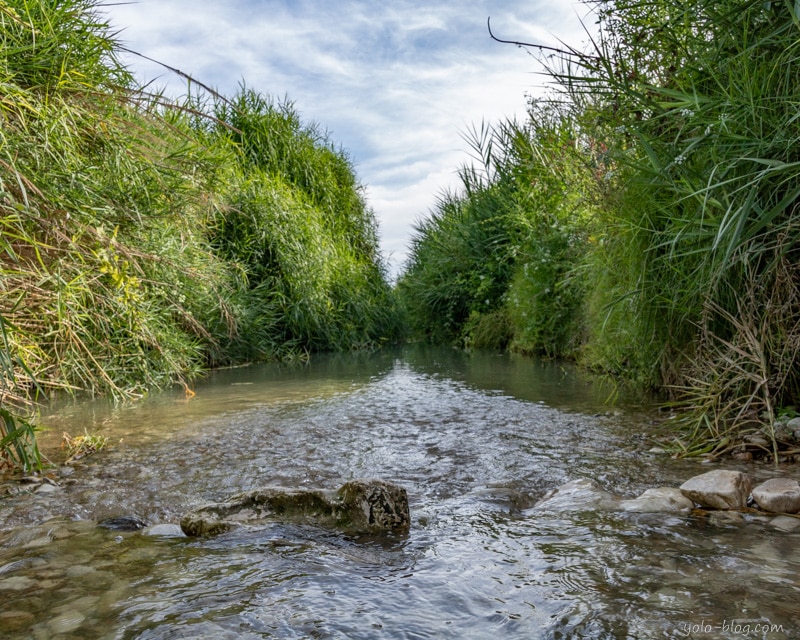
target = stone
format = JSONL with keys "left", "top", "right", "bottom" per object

{"left": 787, "top": 417, "right": 800, "bottom": 441}
{"left": 48, "top": 611, "right": 85, "bottom": 635}
{"left": 337, "top": 479, "right": 410, "bottom": 532}
{"left": 34, "top": 483, "right": 60, "bottom": 495}
{"left": 533, "top": 478, "right": 620, "bottom": 511}
{"left": 619, "top": 487, "right": 694, "bottom": 513}
{"left": 65, "top": 565, "right": 96, "bottom": 579}
{"left": 98, "top": 516, "right": 147, "bottom": 531}
{"left": 744, "top": 434, "right": 770, "bottom": 448}
{"left": 752, "top": 478, "right": 800, "bottom": 514}
{"left": 773, "top": 424, "right": 796, "bottom": 444}
{"left": 0, "top": 610, "right": 35, "bottom": 632}
{"left": 0, "top": 576, "right": 37, "bottom": 591}
{"left": 679, "top": 470, "right": 752, "bottom": 510}
{"left": 180, "top": 479, "right": 410, "bottom": 537}
{"left": 769, "top": 515, "right": 800, "bottom": 532}
{"left": 22, "top": 536, "right": 52, "bottom": 549}
{"left": 708, "top": 510, "right": 745, "bottom": 526}
{"left": 142, "top": 524, "right": 185, "bottom": 537}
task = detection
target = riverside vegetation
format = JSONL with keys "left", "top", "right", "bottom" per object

{"left": 0, "top": 0, "right": 400, "bottom": 472}
{"left": 398, "top": 0, "right": 800, "bottom": 461}
{"left": 2, "top": 0, "right": 799, "bottom": 472}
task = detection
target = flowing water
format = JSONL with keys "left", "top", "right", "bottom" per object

{"left": 0, "top": 347, "right": 798, "bottom": 639}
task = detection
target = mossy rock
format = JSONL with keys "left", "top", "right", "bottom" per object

{"left": 180, "top": 479, "right": 410, "bottom": 537}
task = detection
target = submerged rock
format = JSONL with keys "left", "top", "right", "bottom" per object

{"left": 535, "top": 481, "right": 693, "bottom": 514}
{"left": 769, "top": 515, "right": 800, "bottom": 532}
{"left": 619, "top": 487, "right": 694, "bottom": 513}
{"left": 679, "top": 470, "right": 752, "bottom": 510}
{"left": 98, "top": 516, "right": 148, "bottom": 531}
{"left": 180, "top": 479, "right": 410, "bottom": 537}
{"left": 752, "top": 478, "right": 800, "bottom": 514}
{"left": 142, "top": 524, "right": 185, "bottom": 537}
{"left": 533, "top": 478, "right": 620, "bottom": 511}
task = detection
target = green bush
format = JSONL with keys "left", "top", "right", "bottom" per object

{"left": 208, "top": 89, "right": 398, "bottom": 358}
{"left": 399, "top": 107, "right": 596, "bottom": 358}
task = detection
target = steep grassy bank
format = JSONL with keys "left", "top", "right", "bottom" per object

{"left": 0, "top": 0, "right": 398, "bottom": 472}
{"left": 399, "top": 0, "right": 800, "bottom": 460}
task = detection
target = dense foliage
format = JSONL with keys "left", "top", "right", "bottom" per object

{"left": 400, "top": 0, "right": 800, "bottom": 458}
{"left": 0, "top": 0, "right": 398, "bottom": 472}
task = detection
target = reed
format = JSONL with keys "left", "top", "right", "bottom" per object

{"left": 0, "top": 0, "right": 398, "bottom": 472}
{"left": 402, "top": 0, "right": 800, "bottom": 456}
{"left": 560, "top": 0, "right": 800, "bottom": 454}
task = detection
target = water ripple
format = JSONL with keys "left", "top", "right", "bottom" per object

{"left": 0, "top": 348, "right": 799, "bottom": 638}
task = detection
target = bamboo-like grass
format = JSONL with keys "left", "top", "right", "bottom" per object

{"left": 399, "top": 107, "right": 599, "bottom": 356}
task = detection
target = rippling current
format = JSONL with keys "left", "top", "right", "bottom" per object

{"left": 0, "top": 347, "right": 798, "bottom": 639}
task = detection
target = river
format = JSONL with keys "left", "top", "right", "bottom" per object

{"left": 0, "top": 347, "right": 797, "bottom": 639}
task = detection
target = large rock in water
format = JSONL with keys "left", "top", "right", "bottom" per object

{"left": 533, "top": 478, "right": 620, "bottom": 511}
{"left": 752, "top": 478, "right": 800, "bottom": 514}
{"left": 619, "top": 487, "right": 694, "bottom": 513}
{"left": 180, "top": 479, "right": 410, "bottom": 537}
{"left": 679, "top": 470, "right": 752, "bottom": 510}
{"left": 534, "top": 480, "right": 693, "bottom": 514}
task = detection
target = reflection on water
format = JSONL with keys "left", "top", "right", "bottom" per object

{"left": 0, "top": 347, "right": 797, "bottom": 639}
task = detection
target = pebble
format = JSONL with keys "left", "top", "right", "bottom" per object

{"left": 0, "top": 576, "right": 37, "bottom": 591}
{"left": 0, "top": 610, "right": 36, "bottom": 631}
{"left": 34, "top": 483, "right": 60, "bottom": 495}
{"left": 709, "top": 511, "right": 745, "bottom": 526}
{"left": 53, "top": 595, "right": 99, "bottom": 615}
{"left": 65, "top": 565, "right": 96, "bottom": 579}
{"left": 48, "top": 611, "right": 86, "bottom": 634}
{"left": 143, "top": 523, "right": 185, "bottom": 537}
{"left": 769, "top": 515, "right": 800, "bottom": 532}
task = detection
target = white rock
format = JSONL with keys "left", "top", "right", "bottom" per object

{"left": 752, "top": 478, "right": 800, "bottom": 514}
{"left": 679, "top": 470, "right": 752, "bottom": 510}
{"left": 143, "top": 524, "right": 185, "bottom": 537}
{"left": 533, "top": 478, "right": 620, "bottom": 511}
{"left": 769, "top": 515, "right": 800, "bottom": 531}
{"left": 65, "top": 565, "right": 96, "bottom": 579}
{"left": 619, "top": 487, "right": 694, "bottom": 513}
{"left": 48, "top": 612, "right": 85, "bottom": 635}
{"left": 34, "top": 483, "right": 60, "bottom": 495}
{"left": 0, "top": 576, "right": 37, "bottom": 591}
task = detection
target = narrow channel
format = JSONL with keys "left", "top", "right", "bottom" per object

{"left": 0, "top": 347, "right": 797, "bottom": 639}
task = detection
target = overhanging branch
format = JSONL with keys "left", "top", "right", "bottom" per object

{"left": 487, "top": 16, "right": 592, "bottom": 62}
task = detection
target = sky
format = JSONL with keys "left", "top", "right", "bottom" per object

{"left": 101, "top": 0, "right": 590, "bottom": 277}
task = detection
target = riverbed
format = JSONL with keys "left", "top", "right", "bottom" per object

{"left": 0, "top": 347, "right": 797, "bottom": 638}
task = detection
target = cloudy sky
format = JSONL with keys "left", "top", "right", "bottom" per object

{"left": 101, "top": 0, "right": 590, "bottom": 276}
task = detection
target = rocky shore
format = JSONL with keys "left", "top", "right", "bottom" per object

{"left": 534, "top": 468, "right": 800, "bottom": 531}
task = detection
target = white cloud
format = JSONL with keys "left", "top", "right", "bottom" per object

{"left": 103, "top": 0, "right": 588, "bottom": 276}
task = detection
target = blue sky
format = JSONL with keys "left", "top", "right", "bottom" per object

{"left": 102, "top": 0, "right": 589, "bottom": 276}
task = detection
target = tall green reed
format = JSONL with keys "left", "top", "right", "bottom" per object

{"left": 0, "top": 0, "right": 400, "bottom": 472}
{"left": 548, "top": 0, "right": 800, "bottom": 453}
{"left": 208, "top": 89, "right": 398, "bottom": 359}
{"left": 399, "top": 105, "right": 598, "bottom": 354}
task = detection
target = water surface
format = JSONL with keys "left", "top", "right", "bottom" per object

{"left": 0, "top": 347, "right": 796, "bottom": 639}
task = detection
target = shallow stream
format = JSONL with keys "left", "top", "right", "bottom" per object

{"left": 0, "top": 347, "right": 798, "bottom": 638}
